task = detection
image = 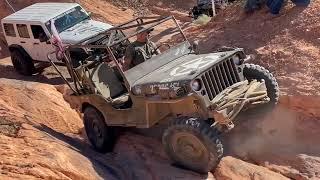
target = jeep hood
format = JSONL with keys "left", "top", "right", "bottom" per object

{"left": 59, "top": 19, "right": 112, "bottom": 44}
{"left": 127, "top": 47, "right": 238, "bottom": 89}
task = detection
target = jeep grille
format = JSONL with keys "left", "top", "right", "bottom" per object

{"left": 200, "top": 58, "right": 240, "bottom": 100}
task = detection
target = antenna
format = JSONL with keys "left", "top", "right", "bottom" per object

{"left": 4, "top": 0, "right": 16, "bottom": 13}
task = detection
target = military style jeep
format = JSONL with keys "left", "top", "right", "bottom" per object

{"left": 1, "top": 3, "right": 112, "bottom": 75}
{"left": 49, "top": 16, "right": 279, "bottom": 173}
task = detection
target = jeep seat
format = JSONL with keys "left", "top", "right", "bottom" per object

{"left": 111, "top": 93, "right": 130, "bottom": 107}
{"left": 89, "top": 63, "right": 126, "bottom": 99}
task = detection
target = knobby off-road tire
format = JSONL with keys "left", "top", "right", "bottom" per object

{"left": 10, "top": 50, "right": 35, "bottom": 76}
{"left": 243, "top": 63, "right": 280, "bottom": 105}
{"left": 83, "top": 106, "right": 116, "bottom": 153}
{"left": 162, "top": 117, "right": 223, "bottom": 173}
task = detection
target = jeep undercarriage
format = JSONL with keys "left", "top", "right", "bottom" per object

{"left": 48, "top": 16, "right": 279, "bottom": 173}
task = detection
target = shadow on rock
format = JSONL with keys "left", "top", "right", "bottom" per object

{"left": 0, "top": 63, "right": 71, "bottom": 85}
{"left": 34, "top": 124, "right": 213, "bottom": 180}
{"left": 33, "top": 123, "right": 127, "bottom": 180}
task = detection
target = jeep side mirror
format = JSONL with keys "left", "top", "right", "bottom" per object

{"left": 192, "top": 40, "right": 200, "bottom": 54}
{"left": 87, "top": 11, "right": 92, "bottom": 17}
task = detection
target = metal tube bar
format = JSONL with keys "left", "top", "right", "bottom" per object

{"left": 172, "top": 16, "right": 188, "bottom": 41}
{"left": 47, "top": 52, "right": 78, "bottom": 94}
{"left": 69, "top": 16, "right": 174, "bottom": 49}
{"left": 106, "top": 47, "right": 130, "bottom": 90}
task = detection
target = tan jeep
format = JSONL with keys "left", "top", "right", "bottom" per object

{"left": 48, "top": 16, "right": 279, "bottom": 173}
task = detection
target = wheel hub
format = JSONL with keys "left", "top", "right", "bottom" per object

{"left": 93, "top": 123, "right": 102, "bottom": 137}
{"left": 172, "top": 132, "right": 209, "bottom": 164}
{"left": 90, "top": 119, "right": 104, "bottom": 147}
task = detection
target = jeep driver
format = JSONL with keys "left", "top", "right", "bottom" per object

{"left": 122, "top": 26, "right": 160, "bottom": 71}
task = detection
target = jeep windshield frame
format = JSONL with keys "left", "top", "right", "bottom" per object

{"left": 65, "top": 16, "right": 189, "bottom": 93}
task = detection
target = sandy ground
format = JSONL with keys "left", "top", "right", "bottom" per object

{"left": 183, "top": 0, "right": 320, "bottom": 96}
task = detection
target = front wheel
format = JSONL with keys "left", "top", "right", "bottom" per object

{"left": 83, "top": 106, "right": 116, "bottom": 153}
{"left": 162, "top": 117, "right": 223, "bottom": 173}
{"left": 243, "top": 63, "right": 280, "bottom": 105}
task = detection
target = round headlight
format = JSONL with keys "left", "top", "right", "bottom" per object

{"left": 191, "top": 79, "right": 202, "bottom": 91}
{"left": 232, "top": 55, "right": 241, "bottom": 65}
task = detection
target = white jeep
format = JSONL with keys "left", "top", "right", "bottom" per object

{"left": 1, "top": 3, "right": 113, "bottom": 75}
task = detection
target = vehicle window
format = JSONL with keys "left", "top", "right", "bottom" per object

{"left": 3, "top": 23, "right": 16, "bottom": 37}
{"left": 51, "top": 6, "right": 89, "bottom": 33}
{"left": 17, "top": 24, "right": 30, "bottom": 38}
{"left": 198, "top": 0, "right": 209, "bottom": 4}
{"left": 31, "top": 25, "right": 46, "bottom": 39}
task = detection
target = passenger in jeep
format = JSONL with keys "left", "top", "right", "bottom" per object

{"left": 122, "top": 26, "right": 160, "bottom": 71}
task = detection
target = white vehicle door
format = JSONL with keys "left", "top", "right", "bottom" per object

{"left": 30, "top": 25, "right": 57, "bottom": 62}
{"left": 14, "top": 24, "right": 37, "bottom": 59}
{"left": 2, "top": 23, "right": 17, "bottom": 48}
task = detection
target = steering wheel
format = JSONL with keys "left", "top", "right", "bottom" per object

{"left": 152, "top": 43, "right": 171, "bottom": 54}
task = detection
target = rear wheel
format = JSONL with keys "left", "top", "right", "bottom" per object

{"left": 83, "top": 106, "right": 116, "bottom": 153}
{"left": 162, "top": 117, "right": 223, "bottom": 173}
{"left": 243, "top": 63, "right": 280, "bottom": 105}
{"left": 10, "top": 50, "right": 35, "bottom": 76}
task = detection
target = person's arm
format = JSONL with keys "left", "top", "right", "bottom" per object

{"left": 122, "top": 45, "right": 134, "bottom": 71}
{"left": 150, "top": 42, "right": 161, "bottom": 55}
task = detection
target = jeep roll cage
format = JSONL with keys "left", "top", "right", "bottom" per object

{"left": 47, "top": 16, "right": 189, "bottom": 95}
